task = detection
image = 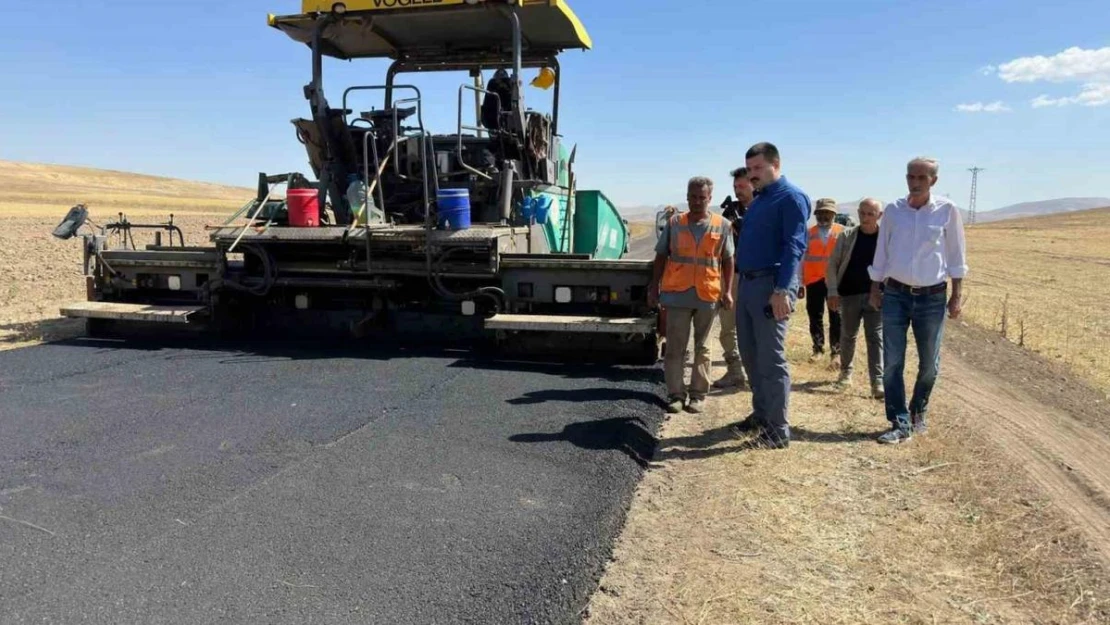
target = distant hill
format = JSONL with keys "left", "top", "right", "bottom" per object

{"left": 974, "top": 197, "right": 1110, "bottom": 223}
{"left": 0, "top": 160, "right": 253, "bottom": 217}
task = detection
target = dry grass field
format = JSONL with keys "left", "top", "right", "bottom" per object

{"left": 961, "top": 207, "right": 1110, "bottom": 393}
{"left": 586, "top": 316, "right": 1110, "bottom": 625}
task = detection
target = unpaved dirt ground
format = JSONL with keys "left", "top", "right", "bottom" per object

{"left": 584, "top": 314, "right": 1110, "bottom": 624}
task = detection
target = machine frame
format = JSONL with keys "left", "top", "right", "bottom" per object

{"left": 58, "top": 0, "right": 659, "bottom": 363}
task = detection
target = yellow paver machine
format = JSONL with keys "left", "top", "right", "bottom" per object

{"left": 56, "top": 0, "right": 660, "bottom": 363}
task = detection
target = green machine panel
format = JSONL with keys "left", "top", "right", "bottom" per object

{"left": 573, "top": 190, "right": 628, "bottom": 260}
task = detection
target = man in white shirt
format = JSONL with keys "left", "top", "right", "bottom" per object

{"left": 867, "top": 157, "right": 968, "bottom": 444}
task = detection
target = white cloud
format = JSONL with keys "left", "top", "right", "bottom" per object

{"left": 988, "top": 46, "right": 1110, "bottom": 109}
{"left": 978, "top": 64, "right": 997, "bottom": 76}
{"left": 955, "top": 101, "right": 1011, "bottom": 113}
{"left": 1030, "top": 82, "right": 1110, "bottom": 108}
{"left": 997, "top": 46, "right": 1110, "bottom": 83}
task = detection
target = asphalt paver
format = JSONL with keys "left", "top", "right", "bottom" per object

{"left": 0, "top": 337, "right": 663, "bottom": 624}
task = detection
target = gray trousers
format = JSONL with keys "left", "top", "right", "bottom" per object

{"left": 735, "top": 274, "right": 793, "bottom": 440}
{"left": 839, "top": 294, "right": 883, "bottom": 384}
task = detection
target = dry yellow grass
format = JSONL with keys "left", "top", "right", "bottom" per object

{"left": 628, "top": 221, "right": 655, "bottom": 240}
{"left": 585, "top": 318, "right": 1110, "bottom": 624}
{"left": 0, "top": 159, "right": 252, "bottom": 217}
{"left": 961, "top": 207, "right": 1110, "bottom": 392}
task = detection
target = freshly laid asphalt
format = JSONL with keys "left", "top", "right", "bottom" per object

{"left": 1, "top": 231, "right": 666, "bottom": 624}
{"left": 0, "top": 335, "right": 664, "bottom": 624}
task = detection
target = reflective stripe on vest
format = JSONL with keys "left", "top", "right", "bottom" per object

{"left": 661, "top": 212, "right": 726, "bottom": 303}
{"left": 801, "top": 224, "right": 843, "bottom": 286}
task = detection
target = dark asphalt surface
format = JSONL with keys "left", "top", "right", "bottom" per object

{"left": 0, "top": 238, "right": 664, "bottom": 625}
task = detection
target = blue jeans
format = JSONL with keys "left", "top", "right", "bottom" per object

{"left": 735, "top": 274, "right": 795, "bottom": 440}
{"left": 881, "top": 287, "right": 947, "bottom": 429}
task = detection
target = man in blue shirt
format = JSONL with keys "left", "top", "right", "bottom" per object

{"left": 731, "top": 142, "right": 812, "bottom": 448}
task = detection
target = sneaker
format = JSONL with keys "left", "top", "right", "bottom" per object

{"left": 877, "top": 427, "right": 912, "bottom": 445}
{"left": 685, "top": 397, "right": 706, "bottom": 414}
{"left": 665, "top": 396, "right": 685, "bottom": 414}
{"left": 836, "top": 371, "right": 852, "bottom": 387}
{"left": 911, "top": 413, "right": 927, "bottom": 434}
{"left": 729, "top": 413, "right": 762, "bottom": 435}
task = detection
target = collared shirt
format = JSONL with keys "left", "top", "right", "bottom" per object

{"left": 735, "top": 175, "right": 812, "bottom": 290}
{"left": 868, "top": 194, "right": 968, "bottom": 286}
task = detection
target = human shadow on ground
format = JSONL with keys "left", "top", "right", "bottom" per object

{"left": 791, "top": 380, "right": 842, "bottom": 396}
{"left": 506, "top": 387, "right": 666, "bottom": 408}
{"left": 650, "top": 422, "right": 885, "bottom": 462}
{"left": 509, "top": 416, "right": 660, "bottom": 469}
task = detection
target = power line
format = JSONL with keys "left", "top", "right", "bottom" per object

{"left": 968, "top": 167, "right": 985, "bottom": 224}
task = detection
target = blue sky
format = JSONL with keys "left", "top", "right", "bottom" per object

{"left": 2, "top": 0, "right": 1108, "bottom": 212}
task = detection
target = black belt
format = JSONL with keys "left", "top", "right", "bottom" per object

{"left": 739, "top": 267, "right": 776, "bottom": 280}
{"left": 885, "top": 278, "right": 946, "bottom": 295}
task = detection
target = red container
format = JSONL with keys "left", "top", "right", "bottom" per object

{"left": 287, "top": 188, "right": 320, "bottom": 227}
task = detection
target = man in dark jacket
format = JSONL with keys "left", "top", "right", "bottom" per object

{"left": 713, "top": 167, "right": 754, "bottom": 389}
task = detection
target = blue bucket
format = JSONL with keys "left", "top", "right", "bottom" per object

{"left": 437, "top": 188, "right": 472, "bottom": 230}
{"left": 521, "top": 195, "right": 552, "bottom": 224}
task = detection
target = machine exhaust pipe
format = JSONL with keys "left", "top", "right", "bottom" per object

{"left": 498, "top": 161, "right": 514, "bottom": 223}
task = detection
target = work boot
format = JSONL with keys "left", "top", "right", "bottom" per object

{"left": 685, "top": 397, "right": 706, "bottom": 414}
{"left": 665, "top": 395, "right": 685, "bottom": 414}
{"left": 871, "top": 381, "right": 885, "bottom": 400}
{"left": 712, "top": 367, "right": 747, "bottom": 389}
{"left": 828, "top": 352, "right": 841, "bottom": 371}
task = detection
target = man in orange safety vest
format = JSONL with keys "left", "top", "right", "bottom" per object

{"left": 648, "top": 176, "right": 735, "bottom": 415}
{"left": 798, "top": 198, "right": 845, "bottom": 366}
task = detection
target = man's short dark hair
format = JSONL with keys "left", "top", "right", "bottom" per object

{"left": 730, "top": 167, "right": 748, "bottom": 179}
{"left": 745, "top": 142, "right": 780, "bottom": 163}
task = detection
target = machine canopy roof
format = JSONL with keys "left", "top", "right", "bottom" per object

{"left": 268, "top": 0, "right": 592, "bottom": 63}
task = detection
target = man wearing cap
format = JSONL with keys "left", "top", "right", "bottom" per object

{"left": 648, "top": 176, "right": 735, "bottom": 415}
{"left": 799, "top": 198, "right": 845, "bottom": 366}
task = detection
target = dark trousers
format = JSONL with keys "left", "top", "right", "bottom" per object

{"left": 805, "top": 279, "right": 841, "bottom": 355}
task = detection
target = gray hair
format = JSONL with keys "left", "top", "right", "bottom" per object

{"left": 859, "top": 197, "right": 883, "bottom": 211}
{"left": 687, "top": 176, "right": 713, "bottom": 192}
{"left": 907, "top": 157, "right": 939, "bottom": 176}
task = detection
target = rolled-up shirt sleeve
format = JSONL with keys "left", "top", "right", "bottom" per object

{"left": 867, "top": 202, "right": 894, "bottom": 283}
{"left": 945, "top": 204, "right": 969, "bottom": 279}
{"left": 775, "top": 191, "right": 810, "bottom": 290}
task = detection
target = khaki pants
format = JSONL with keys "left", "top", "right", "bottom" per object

{"left": 717, "top": 274, "right": 744, "bottom": 376}
{"left": 664, "top": 306, "right": 716, "bottom": 401}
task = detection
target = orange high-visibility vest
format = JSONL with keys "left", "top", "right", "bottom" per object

{"left": 801, "top": 223, "right": 844, "bottom": 286}
{"left": 661, "top": 212, "right": 727, "bottom": 303}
